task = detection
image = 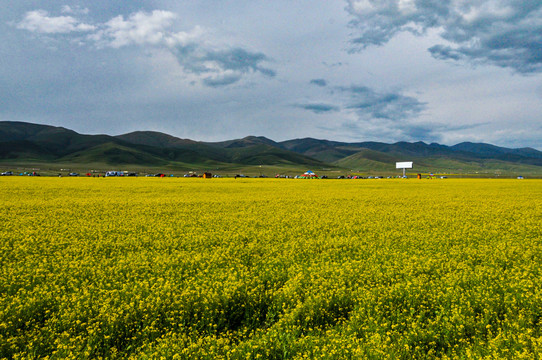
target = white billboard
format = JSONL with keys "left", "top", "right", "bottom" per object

{"left": 396, "top": 161, "right": 413, "bottom": 169}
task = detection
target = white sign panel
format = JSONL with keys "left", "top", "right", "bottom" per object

{"left": 396, "top": 161, "right": 413, "bottom": 169}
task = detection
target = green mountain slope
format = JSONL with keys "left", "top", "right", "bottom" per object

{"left": 116, "top": 131, "right": 325, "bottom": 167}
{"left": 0, "top": 140, "right": 56, "bottom": 161}
{"left": 281, "top": 138, "right": 542, "bottom": 171}
{"left": 334, "top": 149, "right": 399, "bottom": 171}
{"left": 1, "top": 121, "right": 541, "bottom": 175}
{"left": 0, "top": 122, "right": 326, "bottom": 169}
{"left": 59, "top": 142, "right": 168, "bottom": 165}
{"left": 225, "top": 144, "right": 326, "bottom": 166}
{"left": 207, "top": 135, "right": 280, "bottom": 148}
{"left": 116, "top": 131, "right": 198, "bottom": 148}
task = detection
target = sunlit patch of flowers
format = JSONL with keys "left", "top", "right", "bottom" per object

{"left": 1, "top": 177, "right": 541, "bottom": 359}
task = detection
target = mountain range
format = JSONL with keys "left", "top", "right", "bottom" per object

{"left": 1, "top": 121, "right": 541, "bottom": 174}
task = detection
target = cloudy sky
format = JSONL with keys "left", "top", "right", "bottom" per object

{"left": 1, "top": 1, "right": 541, "bottom": 148}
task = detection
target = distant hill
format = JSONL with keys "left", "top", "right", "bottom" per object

{"left": 334, "top": 149, "right": 399, "bottom": 171}
{"left": 116, "top": 131, "right": 198, "bottom": 148}
{"left": 0, "top": 121, "right": 541, "bottom": 174}
{"left": 116, "top": 131, "right": 324, "bottom": 167}
{"left": 206, "top": 135, "right": 280, "bottom": 149}
{"left": 451, "top": 142, "right": 542, "bottom": 160}
{"left": 0, "top": 121, "right": 76, "bottom": 142}
{"left": 0, "top": 122, "right": 325, "bottom": 169}
{"left": 278, "top": 137, "right": 542, "bottom": 171}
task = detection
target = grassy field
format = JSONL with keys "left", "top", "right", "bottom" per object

{"left": 1, "top": 177, "right": 541, "bottom": 359}
{"left": 2, "top": 158, "right": 542, "bottom": 178}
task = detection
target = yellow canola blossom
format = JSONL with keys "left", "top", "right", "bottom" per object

{"left": 0, "top": 177, "right": 541, "bottom": 359}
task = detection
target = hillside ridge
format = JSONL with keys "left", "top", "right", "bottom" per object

{"left": 1, "top": 121, "right": 541, "bottom": 174}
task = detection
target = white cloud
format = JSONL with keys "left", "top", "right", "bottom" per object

{"left": 398, "top": 0, "right": 417, "bottom": 14}
{"left": 164, "top": 26, "right": 205, "bottom": 47}
{"left": 91, "top": 10, "right": 178, "bottom": 48}
{"left": 350, "top": 0, "right": 375, "bottom": 12}
{"left": 61, "top": 5, "right": 89, "bottom": 15}
{"left": 16, "top": 10, "right": 95, "bottom": 34}
{"left": 15, "top": 8, "right": 275, "bottom": 87}
{"left": 87, "top": 10, "right": 275, "bottom": 86}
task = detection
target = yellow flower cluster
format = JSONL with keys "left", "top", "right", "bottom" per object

{"left": 1, "top": 177, "right": 541, "bottom": 359}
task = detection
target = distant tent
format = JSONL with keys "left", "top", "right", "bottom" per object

{"left": 299, "top": 170, "right": 319, "bottom": 179}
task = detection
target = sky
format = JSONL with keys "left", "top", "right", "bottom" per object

{"left": 1, "top": 0, "right": 541, "bottom": 149}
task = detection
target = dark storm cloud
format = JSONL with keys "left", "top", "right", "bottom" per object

{"left": 203, "top": 73, "right": 242, "bottom": 87}
{"left": 172, "top": 45, "right": 276, "bottom": 86}
{"left": 310, "top": 79, "right": 328, "bottom": 87}
{"left": 402, "top": 125, "right": 441, "bottom": 142}
{"left": 399, "top": 122, "right": 489, "bottom": 142}
{"left": 347, "top": 0, "right": 448, "bottom": 48}
{"left": 346, "top": 0, "right": 542, "bottom": 73}
{"left": 399, "top": 121, "right": 489, "bottom": 142}
{"left": 311, "top": 84, "right": 432, "bottom": 142}
{"left": 341, "top": 86, "right": 426, "bottom": 121}
{"left": 319, "top": 120, "right": 442, "bottom": 143}
{"left": 204, "top": 48, "right": 274, "bottom": 76}
{"left": 330, "top": 118, "right": 488, "bottom": 144}
{"left": 294, "top": 103, "right": 339, "bottom": 114}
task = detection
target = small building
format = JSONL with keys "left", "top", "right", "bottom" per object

{"left": 203, "top": 172, "right": 212, "bottom": 178}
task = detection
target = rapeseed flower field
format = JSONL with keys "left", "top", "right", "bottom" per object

{"left": 1, "top": 177, "right": 541, "bottom": 359}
